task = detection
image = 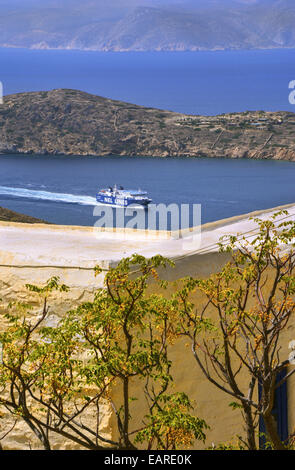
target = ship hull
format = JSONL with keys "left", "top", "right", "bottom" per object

{"left": 96, "top": 193, "right": 151, "bottom": 207}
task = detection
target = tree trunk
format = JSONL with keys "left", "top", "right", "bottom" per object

{"left": 122, "top": 377, "right": 136, "bottom": 450}
{"left": 243, "top": 404, "right": 257, "bottom": 450}
{"left": 24, "top": 417, "right": 51, "bottom": 450}
{"left": 123, "top": 376, "right": 130, "bottom": 448}
{"left": 263, "top": 413, "right": 286, "bottom": 450}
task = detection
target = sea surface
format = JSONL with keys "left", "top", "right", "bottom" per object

{"left": 0, "top": 48, "right": 295, "bottom": 115}
{"left": 0, "top": 154, "right": 295, "bottom": 227}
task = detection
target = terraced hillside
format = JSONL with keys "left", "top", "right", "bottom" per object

{"left": 0, "top": 89, "right": 295, "bottom": 161}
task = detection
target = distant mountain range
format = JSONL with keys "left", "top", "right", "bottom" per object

{"left": 0, "top": 0, "right": 295, "bottom": 51}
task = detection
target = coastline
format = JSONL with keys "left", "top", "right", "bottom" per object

{"left": 2, "top": 45, "right": 295, "bottom": 53}
{"left": 0, "top": 205, "right": 50, "bottom": 224}
{"left": 2, "top": 151, "right": 295, "bottom": 162}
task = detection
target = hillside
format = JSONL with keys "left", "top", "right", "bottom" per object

{"left": 0, "top": 206, "right": 49, "bottom": 224}
{"left": 0, "top": 0, "right": 295, "bottom": 51}
{"left": 1, "top": 88, "right": 295, "bottom": 161}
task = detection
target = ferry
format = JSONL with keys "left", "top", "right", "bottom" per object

{"left": 96, "top": 185, "right": 152, "bottom": 207}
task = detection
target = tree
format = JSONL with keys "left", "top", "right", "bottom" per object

{"left": 0, "top": 277, "right": 104, "bottom": 450}
{"left": 0, "top": 255, "right": 208, "bottom": 450}
{"left": 174, "top": 211, "right": 295, "bottom": 450}
{"left": 59, "top": 254, "right": 207, "bottom": 450}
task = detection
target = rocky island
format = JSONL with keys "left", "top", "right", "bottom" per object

{"left": 1, "top": 88, "right": 295, "bottom": 161}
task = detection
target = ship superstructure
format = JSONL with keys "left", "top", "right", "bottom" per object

{"left": 96, "top": 185, "right": 152, "bottom": 207}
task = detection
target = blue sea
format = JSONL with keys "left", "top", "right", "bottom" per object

{"left": 0, "top": 48, "right": 295, "bottom": 115}
{"left": 1, "top": 154, "right": 295, "bottom": 227}
{"left": 0, "top": 48, "right": 295, "bottom": 227}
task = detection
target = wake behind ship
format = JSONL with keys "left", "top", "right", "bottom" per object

{"left": 96, "top": 185, "right": 152, "bottom": 207}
